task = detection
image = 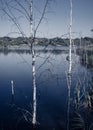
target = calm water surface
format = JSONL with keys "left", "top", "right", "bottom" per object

{"left": 0, "top": 47, "right": 92, "bottom": 130}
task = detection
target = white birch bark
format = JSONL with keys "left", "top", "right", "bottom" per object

{"left": 67, "top": 74, "right": 71, "bottom": 130}
{"left": 11, "top": 80, "right": 14, "bottom": 95}
{"left": 30, "top": 0, "right": 33, "bottom": 38}
{"left": 67, "top": 0, "right": 73, "bottom": 130}
{"left": 68, "top": 0, "right": 72, "bottom": 74}
{"left": 32, "top": 49, "right": 37, "bottom": 125}
{"left": 30, "top": 0, "right": 37, "bottom": 125}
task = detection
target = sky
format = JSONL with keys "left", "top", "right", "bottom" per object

{"left": 0, "top": 0, "right": 93, "bottom": 38}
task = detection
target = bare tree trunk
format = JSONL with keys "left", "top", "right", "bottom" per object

{"left": 30, "top": 0, "right": 33, "bottom": 38}
{"left": 67, "top": 0, "right": 73, "bottom": 130}
{"left": 11, "top": 80, "right": 14, "bottom": 96}
{"left": 67, "top": 74, "right": 71, "bottom": 130}
{"left": 30, "top": 0, "right": 37, "bottom": 125}
{"left": 32, "top": 49, "right": 37, "bottom": 125}
{"left": 68, "top": 0, "right": 72, "bottom": 74}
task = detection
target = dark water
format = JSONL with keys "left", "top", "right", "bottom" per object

{"left": 0, "top": 47, "right": 92, "bottom": 130}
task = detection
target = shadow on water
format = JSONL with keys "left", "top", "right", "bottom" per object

{"left": 0, "top": 46, "right": 69, "bottom": 55}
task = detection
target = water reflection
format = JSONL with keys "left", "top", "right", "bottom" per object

{"left": 0, "top": 46, "right": 69, "bottom": 55}
{"left": 0, "top": 47, "right": 92, "bottom": 130}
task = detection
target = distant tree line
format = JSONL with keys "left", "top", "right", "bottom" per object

{"left": 0, "top": 36, "right": 93, "bottom": 47}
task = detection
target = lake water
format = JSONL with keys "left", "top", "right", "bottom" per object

{"left": 0, "top": 46, "right": 92, "bottom": 130}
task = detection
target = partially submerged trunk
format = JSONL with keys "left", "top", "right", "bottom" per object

{"left": 30, "top": 0, "right": 37, "bottom": 125}
{"left": 11, "top": 80, "right": 14, "bottom": 96}
{"left": 32, "top": 49, "right": 37, "bottom": 125}
{"left": 67, "top": 0, "right": 73, "bottom": 130}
